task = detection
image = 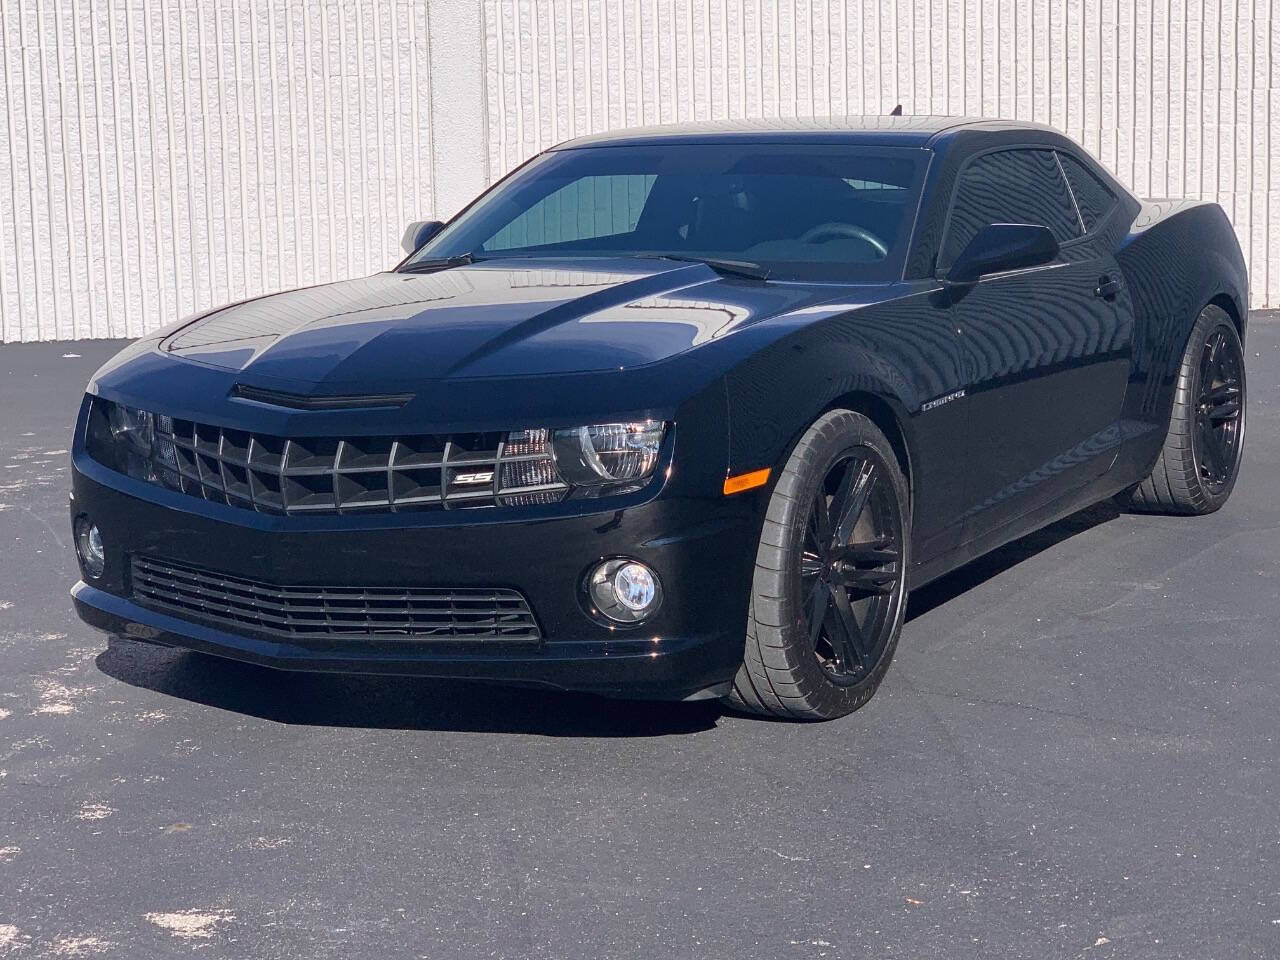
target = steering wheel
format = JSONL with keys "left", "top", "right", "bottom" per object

{"left": 798, "top": 222, "right": 889, "bottom": 258}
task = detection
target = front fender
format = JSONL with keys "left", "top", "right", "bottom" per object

{"left": 719, "top": 285, "right": 968, "bottom": 558}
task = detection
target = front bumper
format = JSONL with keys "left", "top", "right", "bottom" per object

{"left": 69, "top": 458, "right": 760, "bottom": 700}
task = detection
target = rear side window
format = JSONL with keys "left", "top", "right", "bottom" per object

{"left": 942, "top": 148, "right": 1081, "bottom": 266}
{"left": 1057, "top": 152, "right": 1116, "bottom": 231}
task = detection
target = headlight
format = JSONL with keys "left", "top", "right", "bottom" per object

{"left": 86, "top": 398, "right": 152, "bottom": 481}
{"left": 86, "top": 399, "right": 180, "bottom": 488}
{"left": 551, "top": 421, "right": 665, "bottom": 486}
{"left": 107, "top": 402, "right": 153, "bottom": 455}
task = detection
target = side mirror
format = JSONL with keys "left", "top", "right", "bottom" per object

{"left": 400, "top": 219, "right": 444, "bottom": 256}
{"left": 945, "top": 223, "right": 1059, "bottom": 284}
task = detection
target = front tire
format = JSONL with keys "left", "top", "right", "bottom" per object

{"left": 1124, "top": 304, "right": 1246, "bottom": 515}
{"left": 724, "top": 410, "right": 909, "bottom": 721}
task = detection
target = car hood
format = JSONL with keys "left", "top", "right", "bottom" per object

{"left": 160, "top": 260, "right": 876, "bottom": 390}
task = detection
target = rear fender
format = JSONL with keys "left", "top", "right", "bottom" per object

{"left": 1112, "top": 200, "right": 1248, "bottom": 475}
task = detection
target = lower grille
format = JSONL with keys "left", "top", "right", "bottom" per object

{"left": 130, "top": 556, "right": 541, "bottom": 644}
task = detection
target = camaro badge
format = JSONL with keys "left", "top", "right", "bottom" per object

{"left": 453, "top": 471, "right": 494, "bottom": 485}
{"left": 922, "top": 389, "right": 966, "bottom": 412}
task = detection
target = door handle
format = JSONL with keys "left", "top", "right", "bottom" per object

{"left": 1095, "top": 275, "right": 1121, "bottom": 300}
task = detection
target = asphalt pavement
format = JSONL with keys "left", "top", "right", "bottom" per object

{"left": 1, "top": 318, "right": 1277, "bottom": 959}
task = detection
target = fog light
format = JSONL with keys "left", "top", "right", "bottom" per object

{"left": 586, "top": 559, "right": 663, "bottom": 624}
{"left": 75, "top": 517, "right": 105, "bottom": 579}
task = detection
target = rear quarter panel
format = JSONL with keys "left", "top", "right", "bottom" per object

{"left": 1111, "top": 199, "right": 1248, "bottom": 477}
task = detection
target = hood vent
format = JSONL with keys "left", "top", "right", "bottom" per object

{"left": 230, "top": 383, "right": 413, "bottom": 411}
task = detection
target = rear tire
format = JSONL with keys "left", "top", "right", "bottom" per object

{"left": 723, "top": 410, "right": 909, "bottom": 721}
{"left": 1123, "top": 304, "right": 1246, "bottom": 515}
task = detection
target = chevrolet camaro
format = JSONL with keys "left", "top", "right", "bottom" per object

{"left": 70, "top": 116, "right": 1248, "bottom": 720}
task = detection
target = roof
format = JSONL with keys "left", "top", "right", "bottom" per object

{"left": 552, "top": 115, "right": 1058, "bottom": 150}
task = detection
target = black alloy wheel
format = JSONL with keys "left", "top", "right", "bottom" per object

{"left": 1124, "top": 303, "right": 1246, "bottom": 515}
{"left": 1193, "top": 325, "right": 1244, "bottom": 491}
{"left": 800, "top": 452, "right": 904, "bottom": 683}
{"left": 725, "top": 409, "right": 909, "bottom": 721}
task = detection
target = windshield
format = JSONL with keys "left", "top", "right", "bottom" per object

{"left": 406, "top": 143, "right": 927, "bottom": 281}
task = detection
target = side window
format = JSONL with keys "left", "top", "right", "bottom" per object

{"left": 942, "top": 149, "right": 1081, "bottom": 266}
{"left": 1057, "top": 152, "right": 1117, "bottom": 231}
{"left": 485, "top": 174, "right": 657, "bottom": 251}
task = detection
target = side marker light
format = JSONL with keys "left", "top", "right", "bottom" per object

{"left": 723, "top": 468, "right": 771, "bottom": 496}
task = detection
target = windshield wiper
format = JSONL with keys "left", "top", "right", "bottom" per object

{"left": 638, "top": 254, "right": 771, "bottom": 281}
{"left": 399, "top": 252, "right": 480, "bottom": 273}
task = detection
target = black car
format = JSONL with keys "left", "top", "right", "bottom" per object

{"left": 70, "top": 116, "right": 1248, "bottom": 720}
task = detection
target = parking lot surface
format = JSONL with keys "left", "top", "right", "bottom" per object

{"left": 1, "top": 317, "right": 1277, "bottom": 959}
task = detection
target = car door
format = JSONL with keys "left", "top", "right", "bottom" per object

{"left": 941, "top": 147, "right": 1134, "bottom": 537}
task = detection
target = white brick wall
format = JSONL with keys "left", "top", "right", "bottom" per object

{"left": 0, "top": 0, "right": 1275, "bottom": 342}
{"left": 0, "top": 0, "right": 467, "bottom": 342}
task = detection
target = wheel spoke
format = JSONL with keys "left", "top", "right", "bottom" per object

{"left": 1199, "top": 335, "right": 1223, "bottom": 410}
{"left": 1205, "top": 332, "right": 1223, "bottom": 376}
{"left": 825, "top": 587, "right": 868, "bottom": 672}
{"left": 1206, "top": 399, "right": 1241, "bottom": 422}
{"left": 799, "top": 550, "right": 825, "bottom": 579}
{"left": 831, "top": 538, "right": 899, "bottom": 566}
{"left": 806, "top": 579, "right": 831, "bottom": 648}
{"left": 1201, "top": 372, "right": 1241, "bottom": 425}
{"left": 828, "top": 538, "right": 900, "bottom": 595}
{"left": 803, "top": 517, "right": 825, "bottom": 560}
{"left": 1202, "top": 380, "right": 1240, "bottom": 406}
{"left": 831, "top": 566, "right": 898, "bottom": 594}
{"left": 1197, "top": 417, "right": 1222, "bottom": 478}
{"left": 1198, "top": 340, "right": 1215, "bottom": 387}
{"left": 832, "top": 459, "right": 876, "bottom": 547}
{"left": 808, "top": 491, "right": 832, "bottom": 552}
{"left": 825, "top": 460, "right": 856, "bottom": 536}
{"left": 1215, "top": 421, "right": 1236, "bottom": 473}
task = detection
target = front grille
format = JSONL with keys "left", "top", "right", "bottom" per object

{"left": 130, "top": 555, "right": 542, "bottom": 643}
{"left": 150, "top": 415, "right": 566, "bottom": 515}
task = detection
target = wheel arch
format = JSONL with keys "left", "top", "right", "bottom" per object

{"left": 820, "top": 391, "right": 914, "bottom": 512}
{"left": 1207, "top": 292, "right": 1246, "bottom": 341}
